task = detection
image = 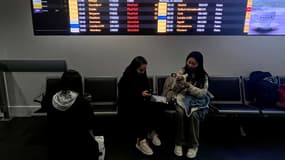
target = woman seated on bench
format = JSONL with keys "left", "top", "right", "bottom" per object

{"left": 167, "top": 51, "right": 210, "bottom": 158}
{"left": 118, "top": 56, "right": 163, "bottom": 156}
{"left": 42, "top": 69, "right": 99, "bottom": 160}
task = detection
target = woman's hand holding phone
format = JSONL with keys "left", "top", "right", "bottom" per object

{"left": 142, "top": 90, "right": 152, "bottom": 97}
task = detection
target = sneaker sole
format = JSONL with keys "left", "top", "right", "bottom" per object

{"left": 135, "top": 144, "right": 153, "bottom": 156}
{"left": 152, "top": 140, "right": 161, "bottom": 146}
{"left": 186, "top": 150, "right": 198, "bottom": 158}
{"left": 174, "top": 150, "right": 183, "bottom": 157}
{"left": 186, "top": 154, "right": 197, "bottom": 159}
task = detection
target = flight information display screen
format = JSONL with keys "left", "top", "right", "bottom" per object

{"left": 31, "top": 0, "right": 285, "bottom": 35}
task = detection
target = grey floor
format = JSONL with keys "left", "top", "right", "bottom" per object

{"left": 0, "top": 115, "right": 285, "bottom": 160}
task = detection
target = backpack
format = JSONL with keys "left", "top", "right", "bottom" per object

{"left": 249, "top": 71, "right": 279, "bottom": 106}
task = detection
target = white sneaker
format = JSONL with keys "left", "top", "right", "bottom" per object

{"left": 174, "top": 145, "right": 183, "bottom": 157}
{"left": 152, "top": 134, "right": 161, "bottom": 146}
{"left": 135, "top": 139, "right": 153, "bottom": 155}
{"left": 148, "top": 133, "right": 161, "bottom": 146}
{"left": 186, "top": 147, "right": 198, "bottom": 159}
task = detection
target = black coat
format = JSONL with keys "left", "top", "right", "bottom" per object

{"left": 118, "top": 72, "right": 150, "bottom": 116}
{"left": 42, "top": 93, "right": 98, "bottom": 160}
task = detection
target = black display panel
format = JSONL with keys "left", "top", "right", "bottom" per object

{"left": 31, "top": 0, "right": 285, "bottom": 35}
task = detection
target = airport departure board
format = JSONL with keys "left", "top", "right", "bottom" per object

{"left": 31, "top": 0, "right": 285, "bottom": 35}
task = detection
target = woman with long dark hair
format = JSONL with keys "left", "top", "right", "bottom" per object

{"left": 118, "top": 56, "right": 162, "bottom": 156}
{"left": 173, "top": 51, "right": 210, "bottom": 158}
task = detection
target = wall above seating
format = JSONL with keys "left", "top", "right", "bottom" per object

{"left": 1, "top": 0, "right": 285, "bottom": 107}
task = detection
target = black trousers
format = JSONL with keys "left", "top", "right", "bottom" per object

{"left": 120, "top": 101, "right": 165, "bottom": 141}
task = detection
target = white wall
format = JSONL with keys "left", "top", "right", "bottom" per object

{"left": 0, "top": 0, "right": 284, "bottom": 106}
